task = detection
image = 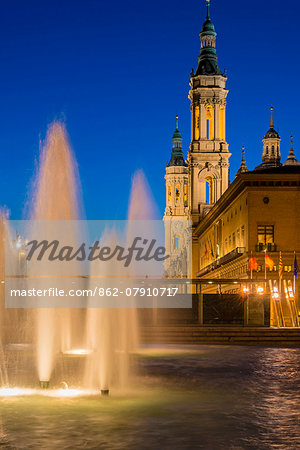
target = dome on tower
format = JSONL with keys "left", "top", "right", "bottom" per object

{"left": 263, "top": 106, "right": 280, "bottom": 139}
{"left": 263, "top": 128, "right": 280, "bottom": 139}
{"left": 194, "top": 0, "right": 223, "bottom": 76}
{"left": 201, "top": 17, "right": 216, "bottom": 36}
{"left": 168, "top": 116, "right": 187, "bottom": 167}
{"left": 172, "top": 128, "right": 182, "bottom": 142}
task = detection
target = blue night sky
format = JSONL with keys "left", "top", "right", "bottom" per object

{"left": 0, "top": 0, "right": 299, "bottom": 219}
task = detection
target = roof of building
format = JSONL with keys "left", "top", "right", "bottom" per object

{"left": 249, "top": 165, "right": 300, "bottom": 175}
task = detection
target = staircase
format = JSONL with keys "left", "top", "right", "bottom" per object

{"left": 141, "top": 326, "right": 300, "bottom": 346}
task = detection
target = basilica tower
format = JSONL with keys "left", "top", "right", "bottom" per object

{"left": 164, "top": 115, "right": 189, "bottom": 219}
{"left": 164, "top": 117, "right": 191, "bottom": 278}
{"left": 188, "top": 0, "right": 230, "bottom": 224}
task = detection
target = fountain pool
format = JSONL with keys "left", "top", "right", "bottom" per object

{"left": 0, "top": 345, "right": 300, "bottom": 449}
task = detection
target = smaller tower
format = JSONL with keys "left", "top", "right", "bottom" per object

{"left": 283, "top": 136, "right": 300, "bottom": 166}
{"left": 164, "top": 117, "right": 190, "bottom": 278}
{"left": 257, "top": 106, "right": 281, "bottom": 169}
{"left": 235, "top": 146, "right": 249, "bottom": 177}
{"left": 164, "top": 116, "right": 189, "bottom": 217}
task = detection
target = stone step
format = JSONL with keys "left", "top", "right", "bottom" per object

{"left": 140, "top": 326, "right": 300, "bottom": 345}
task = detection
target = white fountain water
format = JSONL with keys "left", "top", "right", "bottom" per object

{"left": 0, "top": 123, "right": 160, "bottom": 393}
{"left": 28, "top": 121, "right": 84, "bottom": 385}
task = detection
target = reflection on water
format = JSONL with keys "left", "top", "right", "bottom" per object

{"left": 0, "top": 345, "right": 299, "bottom": 449}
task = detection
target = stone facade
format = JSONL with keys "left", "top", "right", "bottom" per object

{"left": 163, "top": 2, "right": 300, "bottom": 325}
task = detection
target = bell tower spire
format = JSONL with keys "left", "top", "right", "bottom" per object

{"left": 188, "top": 0, "right": 230, "bottom": 224}
{"left": 206, "top": 0, "right": 210, "bottom": 19}
{"left": 165, "top": 116, "right": 189, "bottom": 218}
{"left": 256, "top": 106, "right": 281, "bottom": 170}
{"left": 269, "top": 105, "right": 274, "bottom": 128}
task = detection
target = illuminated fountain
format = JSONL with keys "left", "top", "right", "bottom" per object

{"left": 83, "top": 171, "right": 155, "bottom": 394}
{"left": 0, "top": 121, "right": 157, "bottom": 395}
{"left": 28, "top": 122, "right": 83, "bottom": 388}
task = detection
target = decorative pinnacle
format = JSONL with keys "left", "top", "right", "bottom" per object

{"left": 288, "top": 135, "right": 295, "bottom": 159}
{"left": 238, "top": 145, "right": 249, "bottom": 174}
{"left": 235, "top": 145, "right": 249, "bottom": 177}
{"left": 242, "top": 145, "right": 245, "bottom": 162}
{"left": 206, "top": 0, "right": 210, "bottom": 19}
{"left": 175, "top": 115, "right": 179, "bottom": 130}
{"left": 270, "top": 105, "right": 274, "bottom": 129}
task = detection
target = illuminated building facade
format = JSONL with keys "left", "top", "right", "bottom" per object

{"left": 163, "top": 1, "right": 300, "bottom": 326}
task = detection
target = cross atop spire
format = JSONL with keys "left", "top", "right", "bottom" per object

{"left": 206, "top": 0, "right": 210, "bottom": 19}
{"left": 270, "top": 105, "right": 274, "bottom": 128}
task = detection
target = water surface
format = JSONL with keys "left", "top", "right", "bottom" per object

{"left": 1, "top": 345, "right": 299, "bottom": 449}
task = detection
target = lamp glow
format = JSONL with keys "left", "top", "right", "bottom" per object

{"left": 63, "top": 348, "right": 93, "bottom": 356}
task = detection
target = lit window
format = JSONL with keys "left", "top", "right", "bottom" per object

{"left": 206, "top": 176, "right": 213, "bottom": 204}
{"left": 206, "top": 105, "right": 213, "bottom": 140}
{"left": 175, "top": 185, "right": 180, "bottom": 203}
{"left": 184, "top": 184, "right": 187, "bottom": 202}
{"left": 220, "top": 106, "right": 225, "bottom": 140}
{"left": 257, "top": 225, "right": 274, "bottom": 245}
{"left": 168, "top": 185, "right": 171, "bottom": 202}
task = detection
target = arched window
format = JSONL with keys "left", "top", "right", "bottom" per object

{"left": 206, "top": 105, "right": 213, "bottom": 140}
{"left": 167, "top": 185, "right": 171, "bottom": 202}
{"left": 175, "top": 185, "right": 180, "bottom": 204}
{"left": 194, "top": 106, "right": 200, "bottom": 140}
{"left": 220, "top": 106, "right": 225, "bottom": 140}
{"left": 184, "top": 184, "right": 187, "bottom": 203}
{"left": 271, "top": 145, "right": 275, "bottom": 155}
{"left": 266, "top": 145, "right": 269, "bottom": 155}
{"left": 206, "top": 176, "right": 213, "bottom": 204}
